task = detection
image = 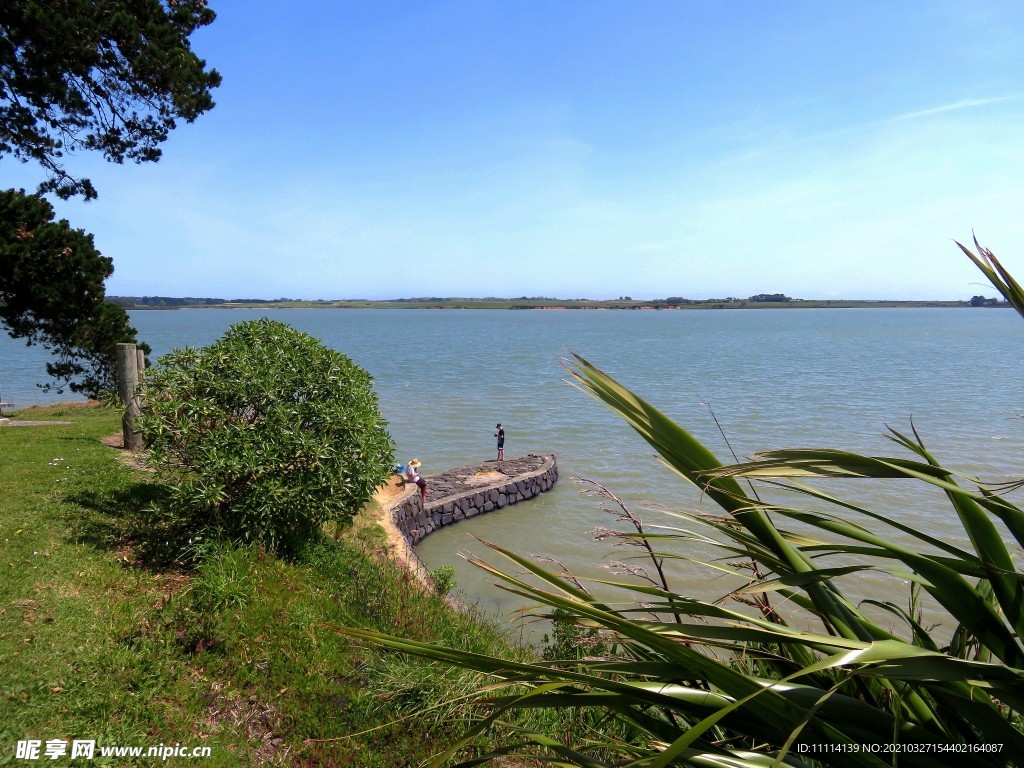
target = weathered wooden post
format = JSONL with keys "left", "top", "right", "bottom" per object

{"left": 116, "top": 343, "right": 143, "bottom": 449}
{"left": 136, "top": 348, "right": 146, "bottom": 383}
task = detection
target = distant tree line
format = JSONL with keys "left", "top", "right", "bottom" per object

{"left": 970, "top": 295, "right": 1003, "bottom": 307}
{"left": 230, "top": 297, "right": 303, "bottom": 304}
{"left": 109, "top": 296, "right": 303, "bottom": 307}
{"left": 651, "top": 293, "right": 793, "bottom": 306}
{"left": 107, "top": 294, "right": 805, "bottom": 308}
{"left": 109, "top": 296, "right": 224, "bottom": 308}
{"left": 747, "top": 293, "right": 793, "bottom": 303}
{"left": 389, "top": 297, "right": 451, "bottom": 303}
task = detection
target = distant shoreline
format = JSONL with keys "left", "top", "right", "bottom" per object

{"left": 114, "top": 298, "right": 1007, "bottom": 311}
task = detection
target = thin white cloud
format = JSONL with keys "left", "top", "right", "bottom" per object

{"left": 889, "top": 93, "right": 1024, "bottom": 122}
{"left": 722, "top": 93, "right": 1024, "bottom": 168}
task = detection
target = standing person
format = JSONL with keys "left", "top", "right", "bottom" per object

{"left": 494, "top": 423, "right": 505, "bottom": 461}
{"left": 405, "top": 458, "right": 427, "bottom": 504}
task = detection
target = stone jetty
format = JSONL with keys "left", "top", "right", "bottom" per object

{"left": 391, "top": 454, "right": 558, "bottom": 547}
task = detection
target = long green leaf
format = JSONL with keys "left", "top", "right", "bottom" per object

{"left": 887, "top": 424, "right": 1024, "bottom": 643}
{"left": 956, "top": 238, "right": 1024, "bottom": 320}
{"left": 565, "top": 355, "right": 881, "bottom": 643}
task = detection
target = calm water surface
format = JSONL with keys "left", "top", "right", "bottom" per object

{"left": 4, "top": 308, "right": 1023, "bottom": 639}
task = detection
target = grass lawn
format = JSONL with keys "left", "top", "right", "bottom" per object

{"left": 1, "top": 405, "right": 524, "bottom": 767}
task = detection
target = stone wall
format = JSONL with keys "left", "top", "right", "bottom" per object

{"left": 390, "top": 454, "right": 558, "bottom": 547}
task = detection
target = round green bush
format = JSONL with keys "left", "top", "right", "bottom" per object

{"left": 138, "top": 318, "right": 395, "bottom": 553}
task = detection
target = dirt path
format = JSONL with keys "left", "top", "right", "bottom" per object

{"left": 367, "top": 476, "right": 431, "bottom": 586}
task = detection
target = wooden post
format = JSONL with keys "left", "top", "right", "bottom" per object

{"left": 136, "top": 348, "right": 146, "bottom": 383}
{"left": 117, "top": 343, "right": 143, "bottom": 450}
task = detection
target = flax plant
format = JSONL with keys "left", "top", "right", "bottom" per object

{"left": 332, "top": 239, "right": 1024, "bottom": 767}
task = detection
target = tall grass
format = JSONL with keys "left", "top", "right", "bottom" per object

{"left": 332, "top": 239, "right": 1024, "bottom": 767}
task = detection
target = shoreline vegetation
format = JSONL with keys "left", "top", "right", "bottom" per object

{"left": 0, "top": 403, "right": 531, "bottom": 766}
{"left": 110, "top": 295, "right": 1008, "bottom": 310}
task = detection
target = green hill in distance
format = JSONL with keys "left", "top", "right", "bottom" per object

{"left": 108, "top": 294, "right": 1007, "bottom": 310}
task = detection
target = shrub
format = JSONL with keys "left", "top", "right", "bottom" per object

{"left": 428, "top": 565, "right": 456, "bottom": 597}
{"left": 138, "top": 318, "right": 394, "bottom": 554}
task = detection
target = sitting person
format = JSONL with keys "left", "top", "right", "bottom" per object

{"left": 405, "top": 458, "right": 427, "bottom": 504}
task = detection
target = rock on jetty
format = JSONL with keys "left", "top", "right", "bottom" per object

{"left": 391, "top": 454, "right": 558, "bottom": 547}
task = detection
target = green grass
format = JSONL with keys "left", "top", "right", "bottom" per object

{"left": 0, "top": 405, "right": 524, "bottom": 767}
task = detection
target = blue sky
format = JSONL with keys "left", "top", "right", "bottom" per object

{"left": 7, "top": 1, "right": 1024, "bottom": 300}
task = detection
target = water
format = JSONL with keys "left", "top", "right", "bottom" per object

{"left": 4, "top": 308, "right": 1024, "bottom": 638}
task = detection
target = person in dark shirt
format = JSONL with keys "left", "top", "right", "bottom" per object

{"left": 494, "top": 423, "right": 505, "bottom": 461}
